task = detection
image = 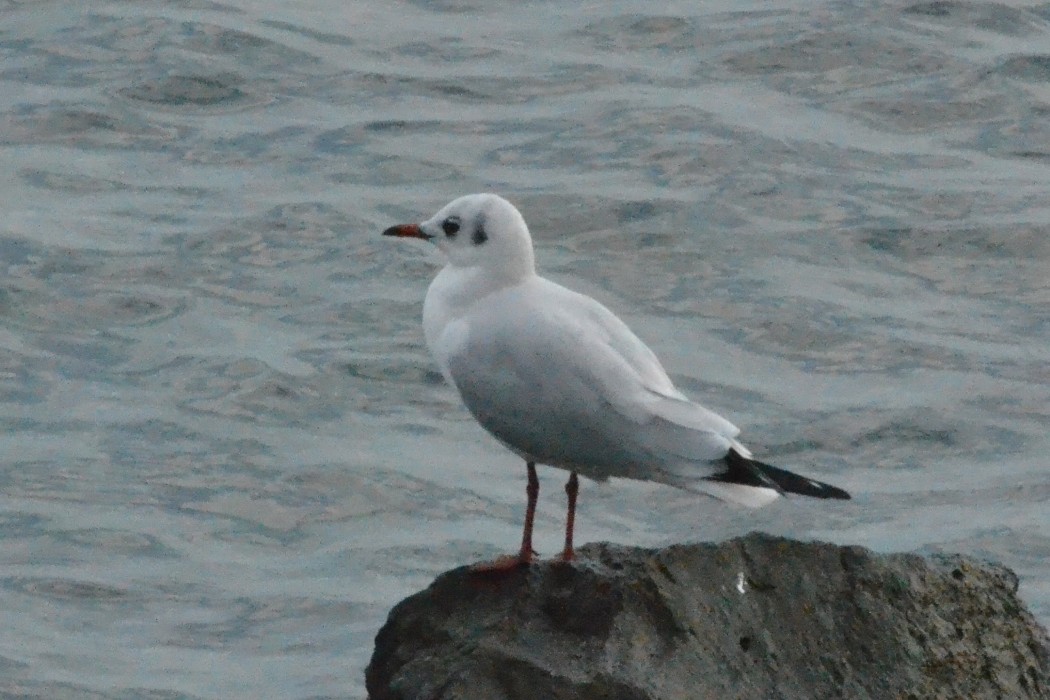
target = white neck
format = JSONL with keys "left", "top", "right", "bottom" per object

{"left": 422, "top": 263, "right": 535, "bottom": 360}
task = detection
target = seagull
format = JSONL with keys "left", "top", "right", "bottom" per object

{"left": 383, "top": 193, "right": 850, "bottom": 569}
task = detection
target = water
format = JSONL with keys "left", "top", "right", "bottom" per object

{"left": 1, "top": 1, "right": 1048, "bottom": 697}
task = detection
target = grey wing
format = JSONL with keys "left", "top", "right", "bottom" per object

{"left": 572, "top": 289, "right": 743, "bottom": 438}
{"left": 443, "top": 287, "right": 740, "bottom": 483}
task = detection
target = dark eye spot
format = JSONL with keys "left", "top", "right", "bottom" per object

{"left": 472, "top": 220, "right": 488, "bottom": 245}
{"left": 442, "top": 217, "right": 460, "bottom": 237}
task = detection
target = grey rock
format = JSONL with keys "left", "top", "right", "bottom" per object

{"left": 366, "top": 533, "right": 1050, "bottom": 700}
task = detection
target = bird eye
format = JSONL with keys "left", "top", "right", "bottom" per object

{"left": 442, "top": 218, "right": 460, "bottom": 237}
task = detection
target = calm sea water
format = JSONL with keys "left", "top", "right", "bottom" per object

{"left": 1, "top": 1, "right": 1048, "bottom": 697}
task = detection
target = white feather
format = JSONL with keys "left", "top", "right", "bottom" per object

{"left": 416, "top": 194, "right": 753, "bottom": 497}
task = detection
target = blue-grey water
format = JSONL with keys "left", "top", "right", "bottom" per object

{"left": 2, "top": 1, "right": 1048, "bottom": 697}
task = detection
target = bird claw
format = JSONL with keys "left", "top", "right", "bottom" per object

{"left": 470, "top": 550, "right": 534, "bottom": 573}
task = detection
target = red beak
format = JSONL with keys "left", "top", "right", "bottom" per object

{"left": 382, "top": 223, "right": 432, "bottom": 240}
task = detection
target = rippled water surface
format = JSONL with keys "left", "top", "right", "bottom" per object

{"left": 2, "top": 1, "right": 1049, "bottom": 697}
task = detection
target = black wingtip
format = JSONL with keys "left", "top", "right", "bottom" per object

{"left": 717, "top": 449, "right": 851, "bottom": 500}
{"left": 709, "top": 448, "right": 784, "bottom": 492}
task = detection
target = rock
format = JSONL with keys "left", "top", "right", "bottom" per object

{"left": 366, "top": 533, "right": 1050, "bottom": 700}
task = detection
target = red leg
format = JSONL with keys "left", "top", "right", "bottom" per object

{"left": 519, "top": 461, "right": 539, "bottom": 561}
{"left": 472, "top": 462, "right": 538, "bottom": 572}
{"left": 561, "top": 471, "right": 579, "bottom": 561}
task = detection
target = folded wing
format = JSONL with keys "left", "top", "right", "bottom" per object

{"left": 440, "top": 279, "right": 742, "bottom": 483}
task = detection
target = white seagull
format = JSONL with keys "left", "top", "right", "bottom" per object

{"left": 384, "top": 194, "right": 849, "bottom": 569}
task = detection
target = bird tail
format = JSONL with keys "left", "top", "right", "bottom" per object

{"left": 695, "top": 448, "right": 851, "bottom": 507}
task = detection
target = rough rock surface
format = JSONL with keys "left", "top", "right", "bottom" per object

{"left": 366, "top": 533, "right": 1050, "bottom": 700}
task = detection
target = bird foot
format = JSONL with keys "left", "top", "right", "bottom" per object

{"left": 470, "top": 549, "right": 534, "bottom": 574}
